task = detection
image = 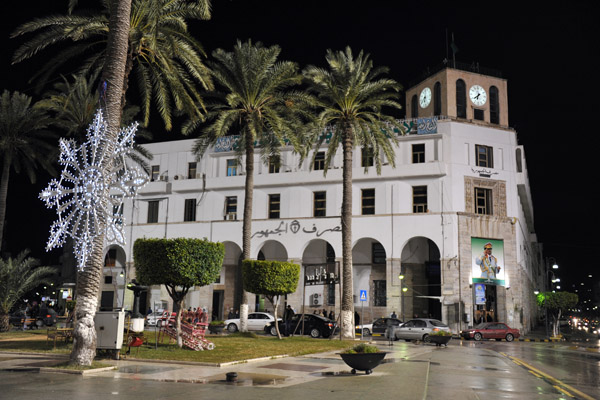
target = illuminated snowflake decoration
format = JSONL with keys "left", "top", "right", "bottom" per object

{"left": 40, "top": 109, "right": 148, "bottom": 270}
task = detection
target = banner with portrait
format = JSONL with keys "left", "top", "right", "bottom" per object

{"left": 471, "top": 238, "right": 505, "bottom": 286}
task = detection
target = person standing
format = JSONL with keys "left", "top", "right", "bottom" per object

{"left": 391, "top": 311, "right": 397, "bottom": 319}
{"left": 284, "top": 305, "right": 295, "bottom": 336}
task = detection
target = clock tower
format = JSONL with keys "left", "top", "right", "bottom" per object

{"left": 406, "top": 66, "right": 509, "bottom": 128}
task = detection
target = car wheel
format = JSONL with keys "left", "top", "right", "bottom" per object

{"left": 270, "top": 326, "right": 278, "bottom": 336}
{"left": 423, "top": 334, "right": 431, "bottom": 343}
{"left": 310, "top": 328, "right": 321, "bottom": 338}
{"left": 404, "top": 339, "right": 411, "bottom": 342}
{"left": 227, "top": 323, "right": 238, "bottom": 333}
{"left": 363, "top": 328, "right": 371, "bottom": 336}
{"left": 473, "top": 332, "right": 483, "bottom": 341}
{"left": 505, "top": 333, "right": 514, "bottom": 342}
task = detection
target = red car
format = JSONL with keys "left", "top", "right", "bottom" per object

{"left": 460, "top": 322, "right": 520, "bottom": 342}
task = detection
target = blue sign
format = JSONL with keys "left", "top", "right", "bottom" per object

{"left": 359, "top": 290, "right": 367, "bottom": 302}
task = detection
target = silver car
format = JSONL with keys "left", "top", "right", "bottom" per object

{"left": 388, "top": 318, "right": 451, "bottom": 342}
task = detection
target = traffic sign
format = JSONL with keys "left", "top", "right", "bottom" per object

{"left": 360, "top": 290, "right": 367, "bottom": 302}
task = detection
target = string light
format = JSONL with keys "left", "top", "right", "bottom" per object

{"left": 40, "top": 108, "right": 148, "bottom": 270}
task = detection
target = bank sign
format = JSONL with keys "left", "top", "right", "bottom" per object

{"left": 471, "top": 238, "right": 506, "bottom": 286}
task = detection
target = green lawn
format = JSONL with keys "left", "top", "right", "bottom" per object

{"left": 0, "top": 329, "right": 355, "bottom": 364}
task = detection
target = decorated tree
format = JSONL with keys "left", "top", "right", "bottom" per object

{"left": 133, "top": 238, "right": 224, "bottom": 347}
{"left": 242, "top": 260, "right": 300, "bottom": 339}
{"left": 536, "top": 291, "right": 578, "bottom": 337}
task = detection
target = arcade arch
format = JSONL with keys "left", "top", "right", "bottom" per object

{"left": 400, "top": 237, "right": 441, "bottom": 321}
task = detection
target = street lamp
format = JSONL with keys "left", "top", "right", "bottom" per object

{"left": 399, "top": 274, "right": 405, "bottom": 321}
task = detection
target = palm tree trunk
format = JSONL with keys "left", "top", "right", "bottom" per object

{"left": 69, "top": 0, "right": 132, "bottom": 366}
{"left": 240, "top": 132, "right": 255, "bottom": 332}
{"left": 340, "top": 126, "right": 354, "bottom": 339}
{"left": 0, "top": 157, "right": 11, "bottom": 251}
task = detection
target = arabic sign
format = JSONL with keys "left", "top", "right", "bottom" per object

{"left": 304, "top": 263, "right": 339, "bottom": 286}
{"left": 417, "top": 117, "right": 438, "bottom": 134}
{"left": 471, "top": 238, "right": 505, "bottom": 286}
{"left": 471, "top": 167, "right": 499, "bottom": 178}
{"left": 252, "top": 220, "right": 342, "bottom": 239}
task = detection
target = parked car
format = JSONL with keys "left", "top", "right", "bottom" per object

{"left": 356, "top": 317, "right": 403, "bottom": 336}
{"left": 388, "top": 318, "right": 451, "bottom": 342}
{"left": 460, "top": 322, "right": 520, "bottom": 342}
{"left": 266, "top": 313, "right": 337, "bottom": 338}
{"left": 225, "top": 312, "right": 280, "bottom": 333}
{"left": 145, "top": 311, "right": 165, "bottom": 326}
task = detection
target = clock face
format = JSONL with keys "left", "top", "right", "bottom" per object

{"left": 419, "top": 87, "right": 432, "bottom": 108}
{"left": 469, "top": 85, "right": 487, "bottom": 106}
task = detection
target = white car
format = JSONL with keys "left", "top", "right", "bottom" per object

{"left": 145, "top": 311, "right": 165, "bottom": 326}
{"left": 224, "top": 312, "right": 280, "bottom": 333}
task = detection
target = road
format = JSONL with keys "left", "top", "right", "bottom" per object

{"left": 1, "top": 339, "right": 598, "bottom": 400}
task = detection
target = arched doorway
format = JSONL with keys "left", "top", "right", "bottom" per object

{"left": 400, "top": 237, "right": 441, "bottom": 321}
{"left": 101, "top": 246, "right": 127, "bottom": 311}
{"left": 302, "top": 239, "right": 337, "bottom": 318}
{"left": 352, "top": 238, "right": 387, "bottom": 325}
{"left": 221, "top": 242, "right": 242, "bottom": 317}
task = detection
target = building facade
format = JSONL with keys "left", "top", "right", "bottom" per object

{"left": 102, "top": 67, "right": 543, "bottom": 334}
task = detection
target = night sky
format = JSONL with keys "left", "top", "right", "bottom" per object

{"left": 2, "top": 1, "right": 598, "bottom": 291}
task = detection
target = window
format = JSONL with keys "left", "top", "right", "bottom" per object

{"left": 313, "top": 151, "right": 325, "bottom": 170}
{"left": 372, "top": 242, "right": 386, "bottom": 264}
{"left": 373, "top": 280, "right": 386, "bottom": 306}
{"left": 413, "top": 186, "right": 428, "bottom": 213}
{"left": 473, "top": 108, "right": 484, "bottom": 121}
{"left": 490, "top": 86, "right": 499, "bottom": 124}
{"left": 104, "top": 276, "right": 113, "bottom": 284}
{"left": 412, "top": 143, "right": 425, "bottom": 163}
{"left": 226, "top": 159, "right": 237, "bottom": 176}
{"left": 147, "top": 200, "right": 159, "bottom": 223}
{"left": 361, "top": 148, "right": 373, "bottom": 167}
{"left": 433, "top": 81, "right": 442, "bottom": 116}
{"left": 456, "top": 79, "right": 466, "bottom": 118}
{"left": 269, "top": 194, "right": 280, "bottom": 219}
{"left": 327, "top": 283, "right": 335, "bottom": 306}
{"left": 411, "top": 95, "right": 418, "bottom": 118}
{"left": 188, "top": 162, "right": 197, "bottom": 179}
{"left": 361, "top": 188, "right": 375, "bottom": 215}
{"left": 475, "top": 187, "right": 493, "bottom": 215}
{"left": 313, "top": 191, "right": 326, "bottom": 217}
{"left": 184, "top": 199, "right": 196, "bottom": 222}
{"left": 475, "top": 145, "right": 494, "bottom": 168}
{"left": 225, "top": 196, "right": 237, "bottom": 220}
{"left": 269, "top": 157, "right": 280, "bottom": 173}
{"left": 113, "top": 204, "right": 123, "bottom": 225}
{"left": 151, "top": 165, "right": 160, "bottom": 181}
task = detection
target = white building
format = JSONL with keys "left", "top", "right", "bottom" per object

{"left": 102, "top": 66, "right": 543, "bottom": 334}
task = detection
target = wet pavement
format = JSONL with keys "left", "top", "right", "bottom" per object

{"left": 1, "top": 338, "right": 598, "bottom": 399}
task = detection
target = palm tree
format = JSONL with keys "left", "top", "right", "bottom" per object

{"left": 0, "top": 250, "right": 56, "bottom": 332}
{"left": 0, "top": 90, "right": 57, "bottom": 251}
{"left": 37, "top": 72, "right": 153, "bottom": 171}
{"left": 11, "top": 0, "right": 213, "bottom": 130}
{"left": 303, "top": 47, "right": 404, "bottom": 339}
{"left": 187, "top": 40, "right": 310, "bottom": 332}
{"left": 68, "top": 0, "right": 132, "bottom": 367}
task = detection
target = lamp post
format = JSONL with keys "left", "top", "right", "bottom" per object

{"left": 544, "top": 257, "right": 559, "bottom": 337}
{"left": 399, "top": 274, "right": 405, "bottom": 321}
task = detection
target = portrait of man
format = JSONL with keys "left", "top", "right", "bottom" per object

{"left": 475, "top": 242, "right": 501, "bottom": 279}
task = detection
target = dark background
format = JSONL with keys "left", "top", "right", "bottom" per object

{"left": 1, "top": 1, "right": 598, "bottom": 292}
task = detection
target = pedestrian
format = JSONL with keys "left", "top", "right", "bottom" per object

{"left": 235, "top": 309, "right": 239, "bottom": 318}
{"left": 328, "top": 310, "right": 334, "bottom": 320}
{"left": 284, "top": 305, "right": 295, "bottom": 336}
{"left": 228, "top": 308, "right": 235, "bottom": 319}
{"left": 322, "top": 309, "right": 327, "bottom": 317}
{"left": 391, "top": 311, "right": 397, "bottom": 319}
